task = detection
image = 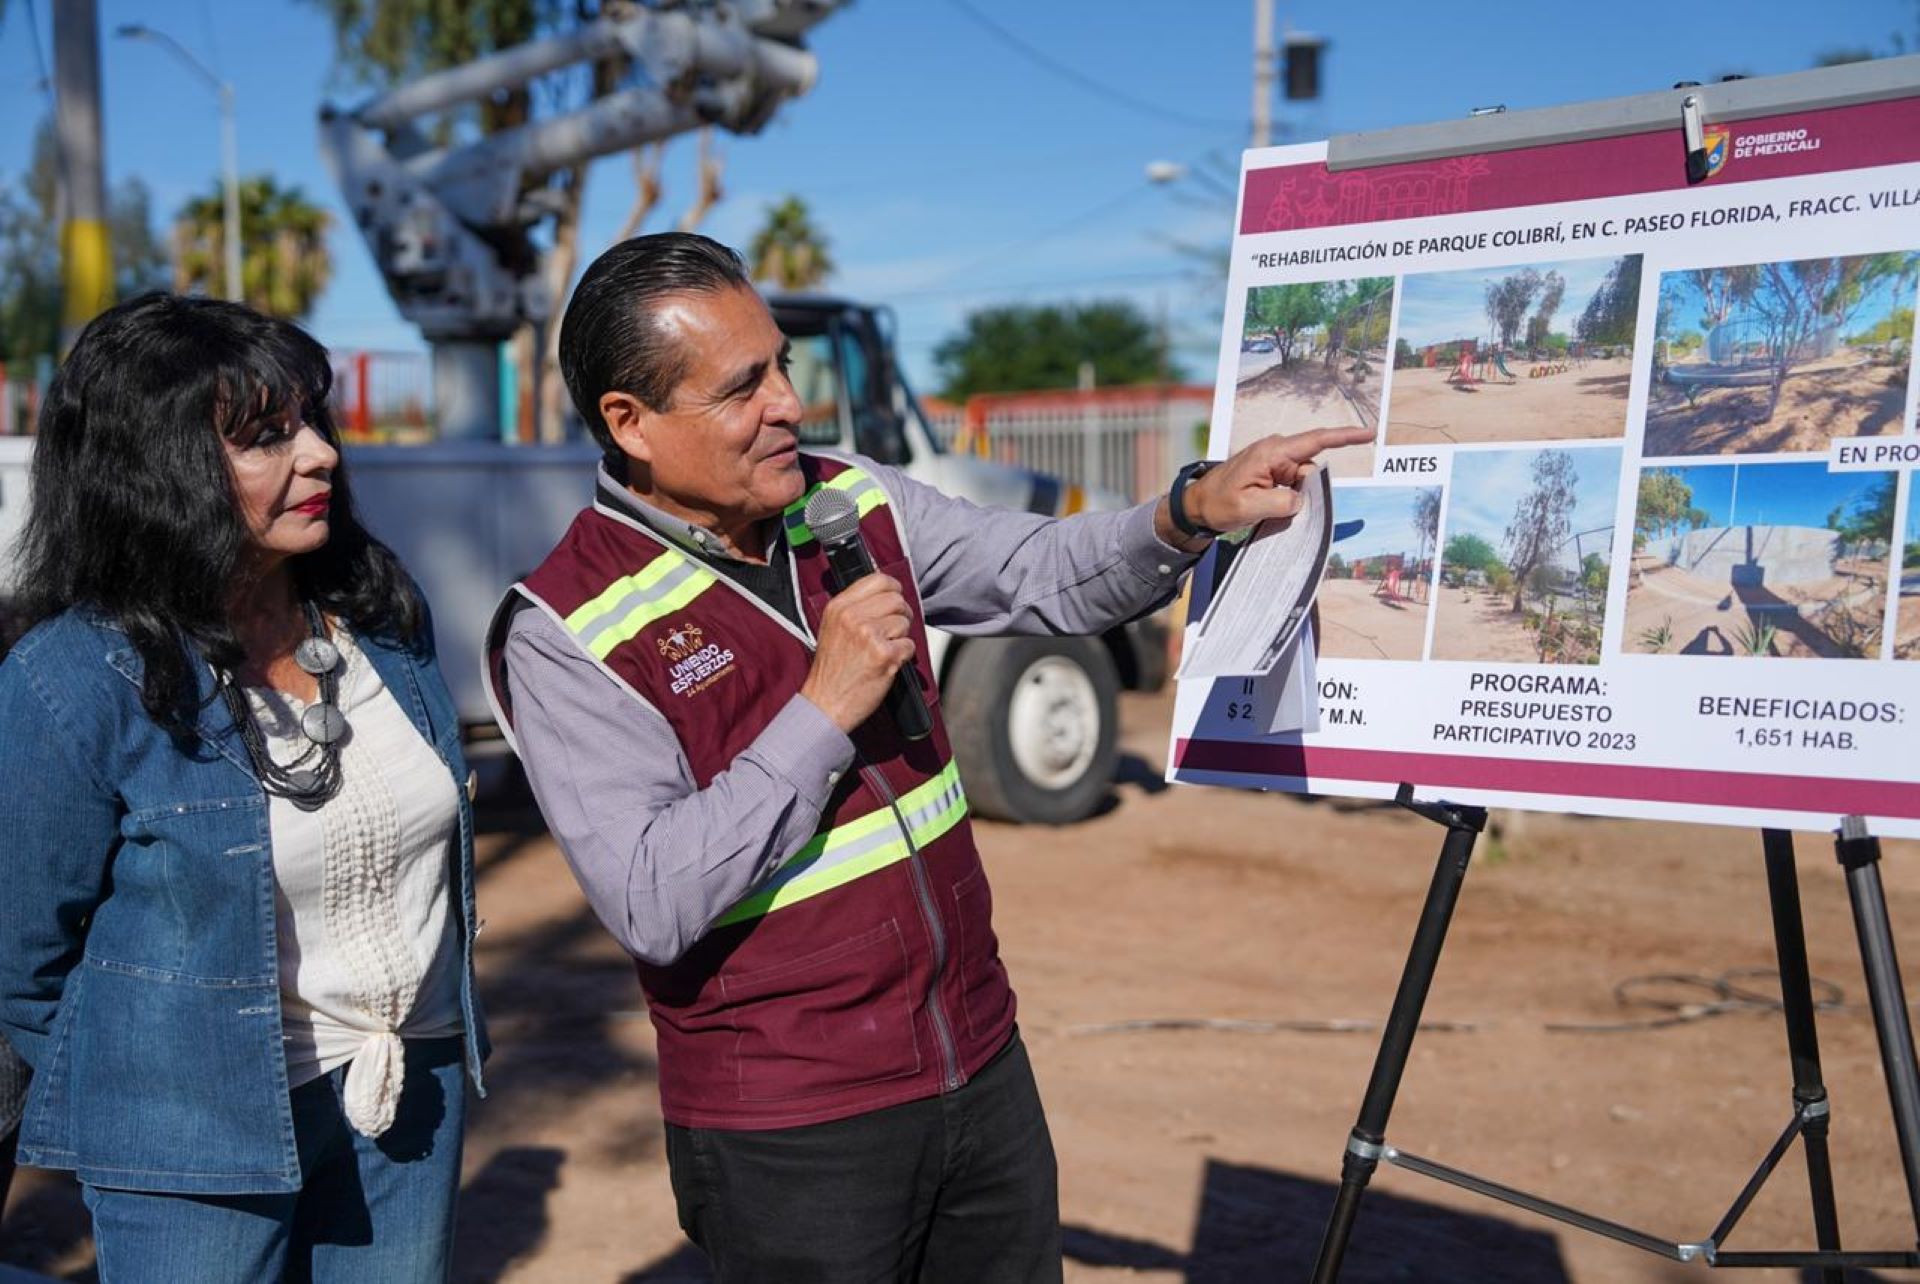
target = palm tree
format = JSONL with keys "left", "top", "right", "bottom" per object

{"left": 749, "top": 196, "right": 833, "bottom": 291}
{"left": 172, "top": 177, "right": 332, "bottom": 319}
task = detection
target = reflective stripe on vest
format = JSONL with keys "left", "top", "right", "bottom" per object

{"left": 564, "top": 549, "right": 718, "bottom": 660}
{"left": 782, "top": 466, "right": 888, "bottom": 548}
{"left": 716, "top": 760, "right": 969, "bottom": 926}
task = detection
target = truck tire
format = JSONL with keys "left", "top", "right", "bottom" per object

{"left": 942, "top": 636, "right": 1119, "bottom": 825}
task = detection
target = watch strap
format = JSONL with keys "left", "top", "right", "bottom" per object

{"left": 1169, "top": 461, "right": 1218, "bottom": 539}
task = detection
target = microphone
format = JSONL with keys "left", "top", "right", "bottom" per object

{"left": 803, "top": 487, "right": 934, "bottom": 742}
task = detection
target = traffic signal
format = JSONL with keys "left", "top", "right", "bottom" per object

{"left": 1283, "top": 34, "right": 1325, "bottom": 101}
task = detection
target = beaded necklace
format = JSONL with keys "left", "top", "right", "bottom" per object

{"left": 220, "top": 601, "right": 347, "bottom": 811}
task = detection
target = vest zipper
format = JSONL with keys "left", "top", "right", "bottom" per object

{"left": 860, "top": 761, "right": 964, "bottom": 1092}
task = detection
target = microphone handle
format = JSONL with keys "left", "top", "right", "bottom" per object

{"left": 821, "top": 537, "right": 933, "bottom": 742}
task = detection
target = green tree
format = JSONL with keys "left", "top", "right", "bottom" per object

{"left": 1828, "top": 474, "right": 1897, "bottom": 546}
{"left": 1322, "top": 277, "right": 1392, "bottom": 366}
{"left": 1745, "top": 253, "right": 1920, "bottom": 415}
{"left": 749, "top": 196, "right": 833, "bottom": 291}
{"left": 1577, "top": 254, "right": 1643, "bottom": 348}
{"left": 1635, "top": 468, "right": 1696, "bottom": 542}
{"left": 0, "top": 117, "right": 168, "bottom": 363}
{"left": 1412, "top": 487, "right": 1441, "bottom": 572}
{"left": 1244, "top": 282, "right": 1328, "bottom": 367}
{"left": 1580, "top": 551, "right": 1609, "bottom": 597}
{"left": 1525, "top": 270, "right": 1566, "bottom": 352}
{"left": 1444, "top": 531, "right": 1500, "bottom": 576}
{"left": 173, "top": 177, "right": 333, "bottom": 319}
{"left": 1484, "top": 267, "right": 1541, "bottom": 349}
{"left": 1504, "top": 449, "right": 1577, "bottom": 613}
{"left": 935, "top": 300, "right": 1178, "bottom": 400}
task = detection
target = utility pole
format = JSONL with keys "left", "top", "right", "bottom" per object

{"left": 1251, "top": 0, "right": 1275, "bottom": 148}
{"left": 55, "top": 0, "right": 114, "bottom": 348}
{"left": 117, "top": 24, "right": 243, "bottom": 303}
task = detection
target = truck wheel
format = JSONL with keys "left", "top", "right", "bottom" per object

{"left": 943, "top": 636, "right": 1118, "bottom": 825}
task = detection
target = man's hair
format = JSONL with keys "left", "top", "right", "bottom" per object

{"left": 558, "top": 232, "right": 753, "bottom": 463}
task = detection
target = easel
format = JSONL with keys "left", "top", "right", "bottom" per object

{"left": 1309, "top": 788, "right": 1920, "bottom": 1279}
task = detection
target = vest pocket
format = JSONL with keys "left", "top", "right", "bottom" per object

{"left": 718, "top": 919, "right": 922, "bottom": 1101}
{"left": 952, "top": 867, "right": 1014, "bottom": 1041}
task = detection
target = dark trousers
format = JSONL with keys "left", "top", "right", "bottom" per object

{"left": 666, "top": 1030, "right": 1061, "bottom": 1284}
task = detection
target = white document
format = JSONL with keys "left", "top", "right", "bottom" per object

{"left": 1176, "top": 467, "right": 1332, "bottom": 680}
{"left": 1178, "top": 619, "right": 1320, "bottom": 738}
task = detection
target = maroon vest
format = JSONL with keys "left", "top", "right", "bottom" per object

{"left": 487, "top": 456, "right": 1017, "bottom": 1129}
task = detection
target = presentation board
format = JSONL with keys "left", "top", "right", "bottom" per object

{"left": 1169, "top": 69, "right": 1920, "bottom": 836}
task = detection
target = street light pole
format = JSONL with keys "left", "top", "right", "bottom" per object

{"left": 219, "top": 82, "right": 241, "bottom": 304}
{"left": 116, "top": 23, "right": 242, "bottom": 303}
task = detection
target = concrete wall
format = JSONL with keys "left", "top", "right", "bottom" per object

{"left": 1657, "top": 525, "right": 1837, "bottom": 585}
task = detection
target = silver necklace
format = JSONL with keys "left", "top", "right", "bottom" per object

{"left": 221, "top": 602, "right": 347, "bottom": 810}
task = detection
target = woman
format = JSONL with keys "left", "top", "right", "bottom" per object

{"left": 0, "top": 294, "right": 487, "bottom": 1281}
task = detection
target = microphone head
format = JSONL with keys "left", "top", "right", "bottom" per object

{"left": 803, "top": 486, "right": 862, "bottom": 547}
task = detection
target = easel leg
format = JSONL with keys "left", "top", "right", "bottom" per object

{"left": 1310, "top": 789, "right": 1486, "bottom": 1284}
{"left": 1834, "top": 817, "right": 1920, "bottom": 1239}
{"left": 1761, "top": 828, "right": 1845, "bottom": 1281}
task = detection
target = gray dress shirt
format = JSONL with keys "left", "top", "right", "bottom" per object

{"left": 502, "top": 456, "right": 1198, "bottom": 966}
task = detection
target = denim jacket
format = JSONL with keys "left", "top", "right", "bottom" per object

{"left": 0, "top": 608, "right": 489, "bottom": 1196}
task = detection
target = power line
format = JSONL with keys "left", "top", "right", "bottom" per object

{"left": 907, "top": 182, "right": 1158, "bottom": 294}
{"left": 23, "top": 0, "right": 54, "bottom": 104}
{"left": 944, "top": 0, "right": 1242, "bottom": 133}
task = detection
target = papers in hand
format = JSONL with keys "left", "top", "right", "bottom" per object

{"left": 1176, "top": 467, "right": 1332, "bottom": 681}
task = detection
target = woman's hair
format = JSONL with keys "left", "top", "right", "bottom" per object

{"left": 17, "top": 293, "right": 422, "bottom": 735}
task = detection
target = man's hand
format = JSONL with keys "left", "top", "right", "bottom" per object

{"left": 1156, "top": 426, "right": 1375, "bottom": 548}
{"left": 800, "top": 574, "right": 916, "bottom": 735}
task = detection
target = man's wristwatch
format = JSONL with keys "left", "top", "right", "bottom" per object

{"left": 1168, "top": 460, "right": 1220, "bottom": 540}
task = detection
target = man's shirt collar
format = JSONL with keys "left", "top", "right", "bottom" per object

{"left": 594, "top": 463, "right": 776, "bottom": 564}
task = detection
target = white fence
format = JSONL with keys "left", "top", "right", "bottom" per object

{"left": 931, "top": 386, "right": 1213, "bottom": 505}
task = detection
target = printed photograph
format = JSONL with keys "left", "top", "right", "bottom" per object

{"left": 1644, "top": 251, "right": 1919, "bottom": 456}
{"left": 1898, "top": 477, "right": 1920, "bottom": 660}
{"left": 1624, "top": 462, "right": 1894, "bottom": 658}
{"left": 1431, "top": 446, "right": 1622, "bottom": 665}
{"left": 1384, "top": 255, "right": 1640, "bottom": 447}
{"left": 1317, "top": 485, "right": 1442, "bottom": 661}
{"left": 1230, "top": 275, "right": 1391, "bottom": 476}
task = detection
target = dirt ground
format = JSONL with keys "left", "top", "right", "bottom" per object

{"left": 1642, "top": 353, "right": 1909, "bottom": 458}
{"left": 9, "top": 692, "right": 1920, "bottom": 1283}
{"left": 1898, "top": 587, "right": 1920, "bottom": 660}
{"left": 1429, "top": 584, "right": 1592, "bottom": 665}
{"left": 1315, "top": 578, "right": 1431, "bottom": 661}
{"left": 1384, "top": 358, "right": 1633, "bottom": 447}
{"left": 1623, "top": 557, "right": 1890, "bottom": 659}
{"left": 1233, "top": 361, "right": 1379, "bottom": 480}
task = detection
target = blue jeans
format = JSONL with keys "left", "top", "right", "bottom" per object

{"left": 82, "top": 1037, "right": 466, "bottom": 1284}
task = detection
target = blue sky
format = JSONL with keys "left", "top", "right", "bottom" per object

{"left": 1396, "top": 255, "right": 1627, "bottom": 350}
{"left": 2, "top": 1, "right": 1913, "bottom": 391}
{"left": 1657, "top": 255, "right": 1919, "bottom": 342}
{"left": 1331, "top": 484, "right": 1434, "bottom": 559}
{"left": 1448, "top": 446, "right": 1622, "bottom": 568}
{"left": 1643, "top": 461, "right": 1888, "bottom": 529}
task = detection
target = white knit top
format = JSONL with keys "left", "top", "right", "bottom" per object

{"left": 245, "top": 624, "right": 464, "bottom": 1137}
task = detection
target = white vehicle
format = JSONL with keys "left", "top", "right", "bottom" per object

{"left": 0, "top": 297, "right": 1168, "bottom": 825}
{"left": 0, "top": 4, "right": 1167, "bottom": 824}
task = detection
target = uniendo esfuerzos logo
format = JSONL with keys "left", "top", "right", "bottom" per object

{"left": 658, "top": 622, "right": 737, "bottom": 697}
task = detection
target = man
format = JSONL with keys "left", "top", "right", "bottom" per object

{"left": 485, "top": 232, "right": 1366, "bottom": 1282}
